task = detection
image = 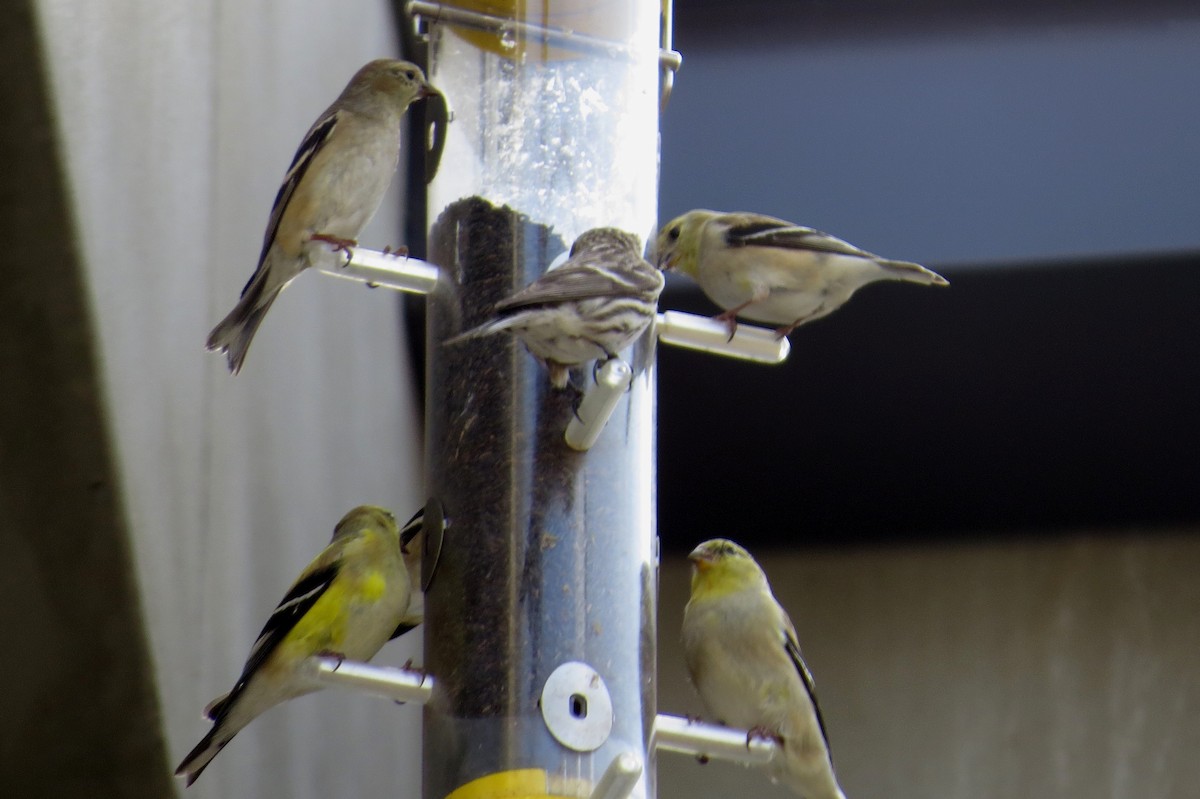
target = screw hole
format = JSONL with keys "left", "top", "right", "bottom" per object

{"left": 570, "top": 693, "right": 588, "bottom": 719}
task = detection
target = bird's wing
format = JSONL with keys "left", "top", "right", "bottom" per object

{"left": 240, "top": 109, "right": 342, "bottom": 293}
{"left": 494, "top": 255, "right": 658, "bottom": 311}
{"left": 781, "top": 621, "right": 833, "bottom": 755}
{"left": 725, "top": 218, "right": 873, "bottom": 261}
{"left": 205, "top": 561, "right": 339, "bottom": 722}
{"left": 387, "top": 508, "right": 425, "bottom": 640}
{"left": 399, "top": 508, "right": 424, "bottom": 553}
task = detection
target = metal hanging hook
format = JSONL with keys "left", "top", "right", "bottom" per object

{"left": 406, "top": 1, "right": 681, "bottom": 109}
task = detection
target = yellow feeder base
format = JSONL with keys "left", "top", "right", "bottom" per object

{"left": 444, "top": 768, "right": 581, "bottom": 799}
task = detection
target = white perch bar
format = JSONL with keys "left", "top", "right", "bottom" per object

{"left": 565, "top": 358, "right": 635, "bottom": 452}
{"left": 311, "top": 656, "right": 434, "bottom": 705}
{"left": 652, "top": 713, "right": 778, "bottom": 766}
{"left": 588, "top": 752, "right": 645, "bottom": 799}
{"left": 655, "top": 310, "right": 791, "bottom": 364}
{"left": 317, "top": 247, "right": 440, "bottom": 295}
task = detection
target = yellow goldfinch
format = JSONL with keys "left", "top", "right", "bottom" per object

{"left": 207, "top": 59, "right": 438, "bottom": 373}
{"left": 446, "top": 227, "right": 665, "bottom": 390}
{"left": 175, "top": 505, "right": 417, "bottom": 786}
{"left": 656, "top": 209, "right": 948, "bottom": 339}
{"left": 682, "top": 539, "right": 848, "bottom": 799}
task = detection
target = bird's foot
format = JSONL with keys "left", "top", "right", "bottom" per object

{"left": 401, "top": 658, "right": 429, "bottom": 683}
{"left": 382, "top": 245, "right": 410, "bottom": 259}
{"left": 316, "top": 649, "right": 347, "bottom": 670}
{"left": 311, "top": 233, "right": 357, "bottom": 266}
{"left": 773, "top": 322, "right": 800, "bottom": 339}
{"left": 746, "top": 725, "right": 784, "bottom": 747}
{"left": 548, "top": 361, "right": 575, "bottom": 393}
{"left": 310, "top": 233, "right": 357, "bottom": 253}
{"left": 695, "top": 754, "right": 711, "bottom": 765}
{"left": 713, "top": 310, "right": 739, "bottom": 342}
{"left": 559, "top": 363, "right": 587, "bottom": 397}
{"left": 562, "top": 372, "right": 586, "bottom": 421}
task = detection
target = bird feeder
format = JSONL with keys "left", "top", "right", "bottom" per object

{"left": 416, "top": 2, "right": 662, "bottom": 798}
{"left": 312, "top": 4, "right": 792, "bottom": 797}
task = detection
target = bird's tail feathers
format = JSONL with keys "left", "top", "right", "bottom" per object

{"left": 879, "top": 259, "right": 949, "bottom": 288}
{"left": 175, "top": 725, "right": 235, "bottom": 787}
{"left": 443, "top": 317, "right": 514, "bottom": 347}
{"left": 203, "top": 691, "right": 233, "bottom": 721}
{"left": 206, "top": 282, "right": 278, "bottom": 374}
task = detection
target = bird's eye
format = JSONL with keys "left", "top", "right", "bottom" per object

{"left": 668, "top": 226, "right": 680, "bottom": 241}
{"left": 405, "top": 70, "right": 416, "bottom": 80}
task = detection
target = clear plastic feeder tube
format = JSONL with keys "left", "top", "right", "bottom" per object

{"left": 422, "top": 2, "right": 660, "bottom": 799}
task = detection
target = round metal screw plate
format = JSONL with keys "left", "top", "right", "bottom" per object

{"left": 539, "top": 661, "right": 613, "bottom": 752}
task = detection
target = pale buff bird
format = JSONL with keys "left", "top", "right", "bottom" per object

{"left": 447, "top": 227, "right": 664, "bottom": 389}
{"left": 657, "top": 209, "right": 947, "bottom": 339}
{"left": 682, "top": 539, "right": 848, "bottom": 799}
{"left": 207, "top": 59, "right": 437, "bottom": 373}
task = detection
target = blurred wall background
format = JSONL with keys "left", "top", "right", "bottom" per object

{"left": 4, "top": 1, "right": 423, "bottom": 797}
{"left": 656, "top": 537, "right": 1200, "bottom": 799}
{"left": 656, "top": 3, "right": 1200, "bottom": 799}
{"left": 660, "top": 1, "right": 1200, "bottom": 264}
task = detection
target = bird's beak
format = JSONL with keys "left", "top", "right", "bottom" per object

{"left": 417, "top": 83, "right": 439, "bottom": 100}
{"left": 688, "top": 551, "right": 712, "bottom": 572}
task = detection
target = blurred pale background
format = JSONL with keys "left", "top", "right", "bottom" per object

{"left": 656, "top": 538, "right": 1200, "bottom": 798}
{"left": 4, "top": 1, "right": 422, "bottom": 797}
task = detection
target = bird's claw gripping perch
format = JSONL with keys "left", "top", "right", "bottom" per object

{"left": 311, "top": 233, "right": 357, "bottom": 267}
{"left": 745, "top": 725, "right": 783, "bottom": 748}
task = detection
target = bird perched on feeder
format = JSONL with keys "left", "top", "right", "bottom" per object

{"left": 207, "top": 59, "right": 438, "bottom": 373}
{"left": 174, "top": 505, "right": 420, "bottom": 786}
{"left": 656, "top": 209, "right": 947, "bottom": 340}
{"left": 682, "top": 539, "right": 848, "bottom": 799}
{"left": 446, "top": 227, "right": 665, "bottom": 390}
